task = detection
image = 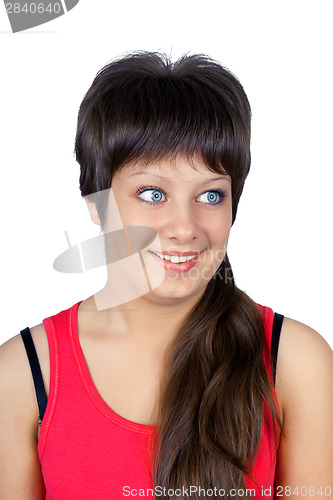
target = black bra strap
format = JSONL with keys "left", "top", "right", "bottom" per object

{"left": 271, "top": 313, "right": 284, "bottom": 386}
{"left": 20, "top": 327, "right": 47, "bottom": 423}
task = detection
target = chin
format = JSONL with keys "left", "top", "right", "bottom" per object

{"left": 148, "top": 279, "right": 207, "bottom": 303}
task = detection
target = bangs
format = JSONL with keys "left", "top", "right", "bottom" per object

{"left": 98, "top": 77, "right": 235, "bottom": 174}
{"left": 76, "top": 52, "right": 251, "bottom": 222}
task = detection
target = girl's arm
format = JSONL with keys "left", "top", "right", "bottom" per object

{"left": 274, "top": 318, "right": 333, "bottom": 499}
{"left": 0, "top": 332, "right": 47, "bottom": 499}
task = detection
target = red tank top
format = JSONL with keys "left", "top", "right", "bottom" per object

{"left": 39, "top": 302, "right": 280, "bottom": 499}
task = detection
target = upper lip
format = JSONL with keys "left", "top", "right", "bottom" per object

{"left": 149, "top": 250, "right": 203, "bottom": 256}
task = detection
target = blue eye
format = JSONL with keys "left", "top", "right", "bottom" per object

{"left": 136, "top": 187, "right": 166, "bottom": 205}
{"left": 197, "top": 190, "right": 227, "bottom": 205}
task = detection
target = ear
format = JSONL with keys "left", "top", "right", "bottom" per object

{"left": 85, "top": 198, "right": 101, "bottom": 226}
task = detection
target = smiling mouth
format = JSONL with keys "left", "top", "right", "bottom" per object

{"left": 149, "top": 251, "right": 199, "bottom": 263}
{"left": 147, "top": 250, "right": 205, "bottom": 272}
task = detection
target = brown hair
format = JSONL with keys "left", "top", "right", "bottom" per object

{"left": 75, "top": 51, "right": 281, "bottom": 497}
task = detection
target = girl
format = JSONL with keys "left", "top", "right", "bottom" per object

{"left": 0, "top": 51, "right": 332, "bottom": 499}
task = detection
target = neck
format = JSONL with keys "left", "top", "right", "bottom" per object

{"left": 81, "top": 284, "right": 204, "bottom": 346}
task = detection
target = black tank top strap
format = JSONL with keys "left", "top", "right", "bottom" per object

{"left": 271, "top": 312, "right": 284, "bottom": 386}
{"left": 20, "top": 327, "right": 47, "bottom": 424}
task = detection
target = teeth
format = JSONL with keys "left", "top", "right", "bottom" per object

{"left": 153, "top": 252, "right": 196, "bottom": 263}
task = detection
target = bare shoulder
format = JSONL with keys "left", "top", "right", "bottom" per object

{"left": 276, "top": 317, "right": 332, "bottom": 410}
{"left": 0, "top": 324, "right": 49, "bottom": 499}
{"left": 274, "top": 317, "right": 333, "bottom": 490}
{"left": 0, "top": 322, "right": 50, "bottom": 399}
{"left": 0, "top": 322, "right": 50, "bottom": 433}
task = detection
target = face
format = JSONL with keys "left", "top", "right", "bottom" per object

{"left": 93, "top": 156, "right": 232, "bottom": 307}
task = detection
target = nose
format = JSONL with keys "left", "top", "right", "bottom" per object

{"left": 161, "top": 201, "right": 199, "bottom": 244}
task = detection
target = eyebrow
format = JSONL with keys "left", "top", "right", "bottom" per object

{"left": 130, "top": 171, "right": 231, "bottom": 184}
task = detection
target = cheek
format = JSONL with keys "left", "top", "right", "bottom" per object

{"left": 205, "top": 213, "right": 231, "bottom": 243}
{"left": 200, "top": 217, "right": 230, "bottom": 267}
{"left": 198, "top": 195, "right": 232, "bottom": 235}
{"left": 123, "top": 204, "right": 158, "bottom": 227}
{"left": 107, "top": 193, "right": 152, "bottom": 228}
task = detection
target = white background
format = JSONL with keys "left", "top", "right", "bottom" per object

{"left": 0, "top": 1, "right": 332, "bottom": 347}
